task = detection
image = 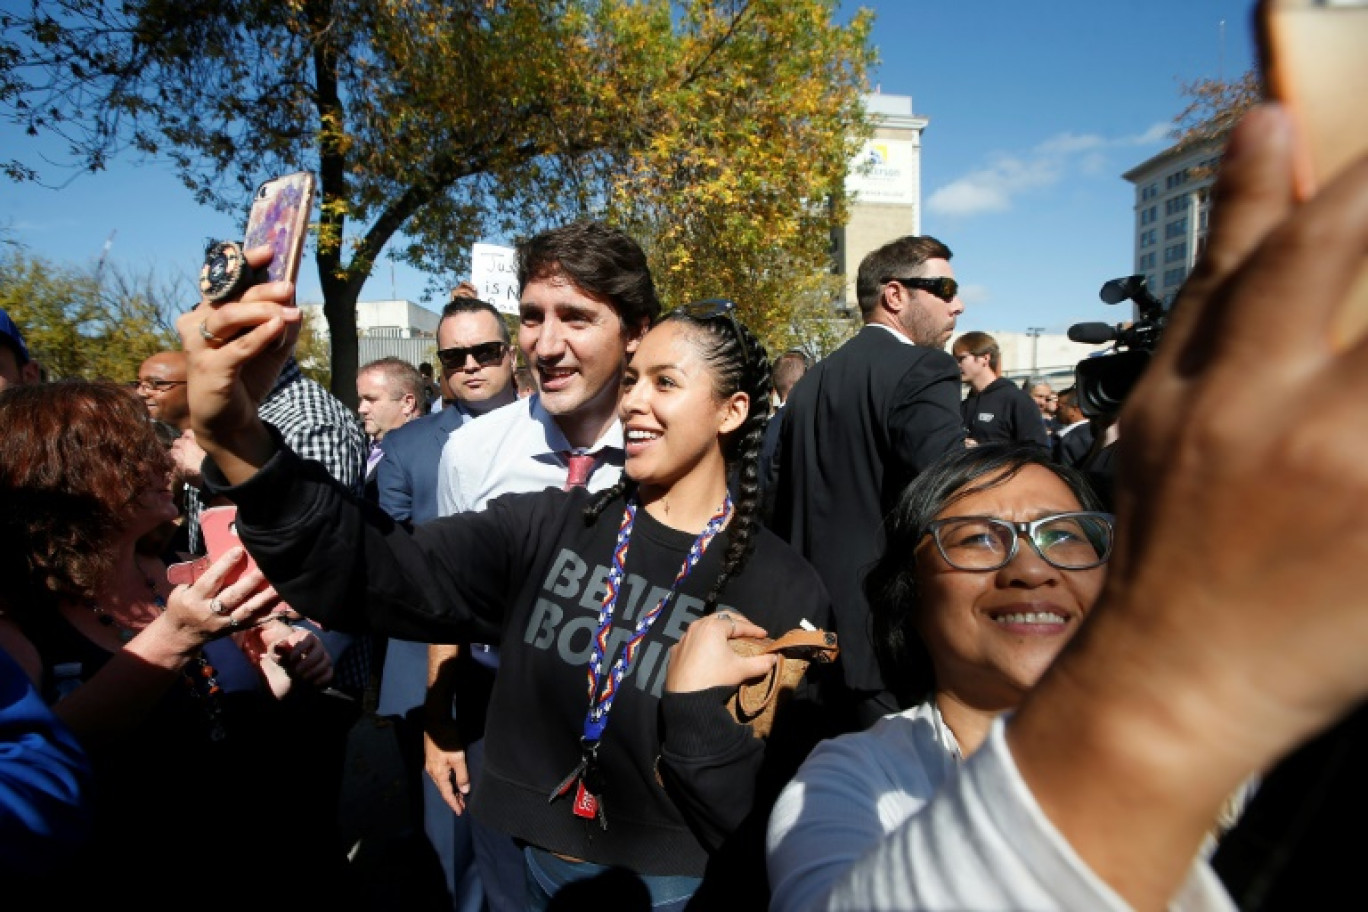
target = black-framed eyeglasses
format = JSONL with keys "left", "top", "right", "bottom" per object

{"left": 882, "top": 276, "right": 959, "bottom": 303}
{"left": 923, "top": 511, "right": 1114, "bottom": 572}
{"left": 436, "top": 341, "right": 508, "bottom": 370}
{"left": 675, "top": 297, "right": 743, "bottom": 343}
{"left": 131, "top": 378, "right": 187, "bottom": 393}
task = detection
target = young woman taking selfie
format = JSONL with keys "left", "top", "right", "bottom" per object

{"left": 182, "top": 276, "right": 832, "bottom": 909}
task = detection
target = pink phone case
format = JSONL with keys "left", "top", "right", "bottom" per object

{"left": 199, "top": 505, "right": 259, "bottom": 587}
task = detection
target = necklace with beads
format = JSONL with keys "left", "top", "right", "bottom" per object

{"left": 88, "top": 567, "right": 228, "bottom": 742}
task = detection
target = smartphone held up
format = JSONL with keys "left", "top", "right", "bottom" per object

{"left": 198, "top": 170, "right": 316, "bottom": 304}
{"left": 1256, "top": 0, "right": 1368, "bottom": 348}
{"left": 244, "top": 171, "right": 315, "bottom": 287}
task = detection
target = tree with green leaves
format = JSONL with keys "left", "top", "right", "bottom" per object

{"left": 2, "top": 0, "right": 873, "bottom": 405}
{"left": 0, "top": 247, "right": 180, "bottom": 380}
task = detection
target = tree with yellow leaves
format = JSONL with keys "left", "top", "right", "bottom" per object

{"left": 2, "top": 0, "right": 873, "bottom": 403}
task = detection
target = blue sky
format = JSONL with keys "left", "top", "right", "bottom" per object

{"left": 1, "top": 0, "right": 1257, "bottom": 336}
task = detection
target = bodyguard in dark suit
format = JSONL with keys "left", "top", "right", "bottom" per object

{"left": 768, "top": 235, "right": 967, "bottom": 731}
{"left": 1050, "top": 386, "right": 1095, "bottom": 469}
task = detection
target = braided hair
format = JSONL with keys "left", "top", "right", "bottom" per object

{"left": 583, "top": 303, "right": 772, "bottom": 613}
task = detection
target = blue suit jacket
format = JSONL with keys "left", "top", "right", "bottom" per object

{"left": 376, "top": 404, "right": 470, "bottom": 525}
{"left": 373, "top": 405, "right": 472, "bottom": 715}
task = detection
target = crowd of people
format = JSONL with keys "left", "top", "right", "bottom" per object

{"left": 4, "top": 100, "right": 1368, "bottom": 911}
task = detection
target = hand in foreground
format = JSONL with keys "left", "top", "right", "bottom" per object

{"left": 176, "top": 245, "right": 299, "bottom": 483}
{"left": 424, "top": 721, "right": 471, "bottom": 815}
{"left": 168, "top": 429, "right": 206, "bottom": 487}
{"left": 1008, "top": 102, "right": 1368, "bottom": 910}
{"left": 239, "top": 621, "right": 335, "bottom": 698}
{"left": 665, "top": 611, "right": 777, "bottom": 693}
{"left": 161, "top": 547, "right": 281, "bottom": 653}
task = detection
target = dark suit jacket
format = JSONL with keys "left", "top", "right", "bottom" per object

{"left": 1053, "top": 421, "right": 1095, "bottom": 469}
{"left": 375, "top": 404, "right": 470, "bottom": 525}
{"left": 372, "top": 404, "right": 471, "bottom": 716}
{"left": 768, "top": 325, "right": 965, "bottom": 693}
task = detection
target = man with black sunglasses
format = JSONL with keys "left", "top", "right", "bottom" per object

{"left": 375, "top": 295, "right": 518, "bottom": 527}
{"left": 767, "top": 234, "right": 967, "bottom": 733}
{"left": 371, "top": 293, "right": 517, "bottom": 911}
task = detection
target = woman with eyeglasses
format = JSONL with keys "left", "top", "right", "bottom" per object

{"left": 180, "top": 271, "right": 833, "bottom": 910}
{"left": 766, "top": 444, "right": 1116, "bottom": 911}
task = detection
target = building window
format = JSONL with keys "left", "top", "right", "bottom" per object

{"left": 1165, "top": 196, "right": 1190, "bottom": 215}
{"left": 1164, "top": 267, "right": 1188, "bottom": 287}
{"left": 1165, "top": 217, "right": 1188, "bottom": 239}
{"left": 1164, "top": 242, "right": 1188, "bottom": 263}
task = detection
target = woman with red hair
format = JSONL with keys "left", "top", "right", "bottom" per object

{"left": 0, "top": 379, "right": 345, "bottom": 903}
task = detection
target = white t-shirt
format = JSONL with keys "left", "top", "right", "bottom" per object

{"left": 437, "top": 393, "right": 623, "bottom": 515}
{"left": 767, "top": 706, "right": 1236, "bottom": 912}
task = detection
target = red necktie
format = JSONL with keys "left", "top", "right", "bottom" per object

{"left": 564, "top": 451, "right": 595, "bottom": 489}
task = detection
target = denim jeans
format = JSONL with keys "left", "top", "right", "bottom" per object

{"left": 524, "top": 845, "right": 702, "bottom": 911}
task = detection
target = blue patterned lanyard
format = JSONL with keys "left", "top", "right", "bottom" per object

{"left": 549, "top": 491, "right": 732, "bottom": 827}
{"left": 584, "top": 492, "right": 732, "bottom": 741}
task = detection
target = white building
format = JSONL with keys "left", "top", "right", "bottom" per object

{"left": 355, "top": 299, "right": 441, "bottom": 337}
{"left": 301, "top": 299, "right": 446, "bottom": 373}
{"left": 1121, "top": 139, "right": 1222, "bottom": 308}
{"left": 301, "top": 299, "right": 442, "bottom": 340}
{"left": 834, "top": 92, "right": 928, "bottom": 315}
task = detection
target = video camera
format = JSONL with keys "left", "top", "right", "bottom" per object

{"left": 1067, "top": 275, "right": 1168, "bottom": 419}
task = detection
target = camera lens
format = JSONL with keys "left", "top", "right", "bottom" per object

{"left": 1076, "top": 350, "right": 1150, "bottom": 418}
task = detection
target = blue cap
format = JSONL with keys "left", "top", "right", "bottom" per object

{"left": 0, "top": 308, "right": 30, "bottom": 363}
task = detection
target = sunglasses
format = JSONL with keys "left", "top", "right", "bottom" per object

{"left": 436, "top": 340, "right": 508, "bottom": 370}
{"left": 882, "top": 276, "right": 959, "bottom": 303}
{"left": 675, "top": 298, "right": 744, "bottom": 342}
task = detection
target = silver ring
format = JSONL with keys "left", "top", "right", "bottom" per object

{"left": 199, "top": 319, "right": 225, "bottom": 345}
{"left": 209, "top": 597, "right": 229, "bottom": 616}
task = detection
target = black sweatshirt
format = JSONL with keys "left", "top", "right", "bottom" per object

{"left": 961, "top": 376, "right": 1051, "bottom": 448}
{"left": 204, "top": 433, "right": 832, "bottom": 877}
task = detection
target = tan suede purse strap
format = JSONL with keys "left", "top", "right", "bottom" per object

{"left": 728, "top": 629, "right": 839, "bottom": 737}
